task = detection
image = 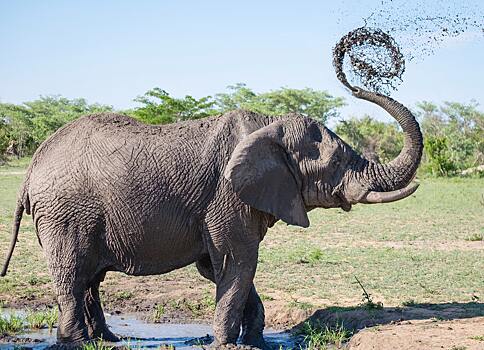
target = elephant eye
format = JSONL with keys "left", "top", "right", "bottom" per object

{"left": 307, "top": 144, "right": 320, "bottom": 159}
{"left": 331, "top": 155, "right": 341, "bottom": 166}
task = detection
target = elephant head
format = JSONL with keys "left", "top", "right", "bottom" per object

{"left": 224, "top": 87, "right": 423, "bottom": 228}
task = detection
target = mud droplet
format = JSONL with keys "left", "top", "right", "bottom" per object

{"left": 333, "top": 27, "right": 405, "bottom": 95}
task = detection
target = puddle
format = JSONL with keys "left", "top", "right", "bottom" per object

{"left": 0, "top": 310, "right": 296, "bottom": 349}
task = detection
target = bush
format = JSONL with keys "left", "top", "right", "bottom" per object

{"left": 423, "top": 136, "right": 456, "bottom": 176}
{"left": 334, "top": 115, "right": 403, "bottom": 163}
{"left": 0, "top": 96, "right": 112, "bottom": 157}
{"left": 417, "top": 101, "right": 483, "bottom": 176}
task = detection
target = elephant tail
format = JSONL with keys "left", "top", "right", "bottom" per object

{"left": 1, "top": 201, "right": 24, "bottom": 277}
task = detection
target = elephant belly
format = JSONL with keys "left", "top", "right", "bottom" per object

{"left": 106, "top": 214, "right": 207, "bottom": 276}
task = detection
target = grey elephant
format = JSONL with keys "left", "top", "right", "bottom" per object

{"left": 1, "top": 83, "right": 422, "bottom": 348}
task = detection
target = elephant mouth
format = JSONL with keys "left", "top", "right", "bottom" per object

{"left": 335, "top": 191, "right": 352, "bottom": 212}
{"left": 330, "top": 182, "right": 352, "bottom": 212}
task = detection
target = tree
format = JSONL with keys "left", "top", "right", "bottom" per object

{"left": 214, "top": 83, "right": 257, "bottom": 111}
{"left": 132, "top": 88, "right": 218, "bottom": 124}
{"left": 215, "top": 84, "right": 344, "bottom": 124}
{"left": 0, "top": 118, "right": 10, "bottom": 162}
{"left": 0, "top": 96, "right": 112, "bottom": 156}
{"left": 334, "top": 115, "right": 403, "bottom": 163}
{"left": 416, "top": 100, "right": 483, "bottom": 176}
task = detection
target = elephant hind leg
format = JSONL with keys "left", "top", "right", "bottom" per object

{"left": 40, "top": 221, "right": 99, "bottom": 344}
{"left": 84, "top": 270, "right": 119, "bottom": 342}
{"left": 51, "top": 269, "right": 90, "bottom": 343}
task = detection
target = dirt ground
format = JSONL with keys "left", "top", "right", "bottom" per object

{"left": 348, "top": 317, "right": 484, "bottom": 350}
{"left": 296, "top": 302, "right": 484, "bottom": 350}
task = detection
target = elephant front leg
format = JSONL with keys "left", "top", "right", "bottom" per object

{"left": 197, "top": 256, "right": 267, "bottom": 348}
{"left": 241, "top": 285, "right": 266, "bottom": 349}
{"left": 211, "top": 251, "right": 258, "bottom": 346}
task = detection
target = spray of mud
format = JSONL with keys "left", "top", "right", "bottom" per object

{"left": 333, "top": 1, "right": 483, "bottom": 95}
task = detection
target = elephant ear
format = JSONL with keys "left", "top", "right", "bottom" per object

{"left": 224, "top": 122, "right": 309, "bottom": 228}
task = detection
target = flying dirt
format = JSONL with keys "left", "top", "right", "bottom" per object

{"left": 333, "top": 1, "right": 483, "bottom": 95}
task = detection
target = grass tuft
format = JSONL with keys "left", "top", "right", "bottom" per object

{"left": 0, "top": 314, "right": 24, "bottom": 335}
{"left": 470, "top": 335, "right": 484, "bottom": 341}
{"left": 402, "top": 299, "right": 417, "bottom": 307}
{"left": 465, "top": 233, "right": 483, "bottom": 241}
{"left": 114, "top": 291, "right": 133, "bottom": 300}
{"left": 298, "top": 321, "right": 351, "bottom": 349}
{"left": 25, "top": 308, "right": 57, "bottom": 331}
{"left": 354, "top": 276, "right": 383, "bottom": 310}
{"left": 288, "top": 299, "right": 313, "bottom": 311}
{"left": 259, "top": 293, "right": 274, "bottom": 301}
{"left": 81, "top": 338, "right": 115, "bottom": 350}
{"left": 153, "top": 304, "right": 165, "bottom": 322}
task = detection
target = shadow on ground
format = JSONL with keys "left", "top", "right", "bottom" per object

{"left": 291, "top": 302, "right": 484, "bottom": 333}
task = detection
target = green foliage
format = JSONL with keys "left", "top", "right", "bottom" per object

{"left": 335, "top": 115, "right": 403, "bottom": 163}
{"left": 298, "top": 248, "right": 324, "bottom": 265}
{"left": 215, "top": 83, "right": 345, "bottom": 124}
{"left": 0, "top": 85, "right": 345, "bottom": 159}
{"left": 132, "top": 88, "right": 218, "bottom": 124}
{"left": 0, "top": 119, "right": 9, "bottom": 163}
{"left": 417, "top": 100, "right": 483, "bottom": 176}
{"left": 0, "top": 87, "right": 481, "bottom": 180}
{"left": 423, "top": 136, "right": 456, "bottom": 176}
{"left": 334, "top": 101, "right": 483, "bottom": 177}
{"left": 0, "top": 96, "right": 112, "bottom": 157}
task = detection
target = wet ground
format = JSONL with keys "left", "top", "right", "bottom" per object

{"left": 0, "top": 310, "right": 296, "bottom": 349}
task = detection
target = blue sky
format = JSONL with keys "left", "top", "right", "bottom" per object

{"left": 0, "top": 0, "right": 482, "bottom": 124}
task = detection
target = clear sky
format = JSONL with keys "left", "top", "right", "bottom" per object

{"left": 0, "top": 0, "right": 483, "bottom": 124}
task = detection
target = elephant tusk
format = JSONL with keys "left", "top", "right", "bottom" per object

{"left": 361, "top": 182, "right": 420, "bottom": 204}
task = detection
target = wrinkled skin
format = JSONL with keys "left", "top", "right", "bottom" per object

{"left": 2, "top": 88, "right": 422, "bottom": 348}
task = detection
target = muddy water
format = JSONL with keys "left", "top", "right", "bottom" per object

{"left": 1, "top": 310, "right": 296, "bottom": 349}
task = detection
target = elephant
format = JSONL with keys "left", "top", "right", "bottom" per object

{"left": 1, "top": 85, "right": 422, "bottom": 348}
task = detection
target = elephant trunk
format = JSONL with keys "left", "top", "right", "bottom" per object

{"left": 352, "top": 87, "right": 423, "bottom": 203}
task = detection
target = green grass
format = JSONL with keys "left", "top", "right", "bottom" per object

{"left": 25, "top": 308, "right": 57, "bottom": 331}
{"left": 114, "top": 291, "right": 133, "bottom": 300}
{"left": 257, "top": 178, "right": 484, "bottom": 306}
{"left": 465, "top": 233, "right": 483, "bottom": 241}
{"left": 153, "top": 304, "right": 165, "bottom": 321}
{"left": 298, "top": 321, "right": 352, "bottom": 349}
{"left": 0, "top": 158, "right": 483, "bottom": 324}
{"left": 0, "top": 157, "right": 31, "bottom": 174}
{"left": 0, "top": 314, "right": 24, "bottom": 335}
{"left": 470, "top": 335, "right": 484, "bottom": 341}
{"left": 81, "top": 339, "right": 115, "bottom": 350}
{"left": 288, "top": 299, "right": 314, "bottom": 311}
{"left": 166, "top": 293, "right": 216, "bottom": 317}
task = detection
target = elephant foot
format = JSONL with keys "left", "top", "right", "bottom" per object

{"left": 241, "top": 336, "right": 272, "bottom": 350}
{"left": 46, "top": 343, "right": 85, "bottom": 350}
{"left": 56, "top": 327, "right": 90, "bottom": 345}
{"left": 90, "top": 326, "right": 120, "bottom": 342}
{"left": 208, "top": 340, "right": 271, "bottom": 350}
